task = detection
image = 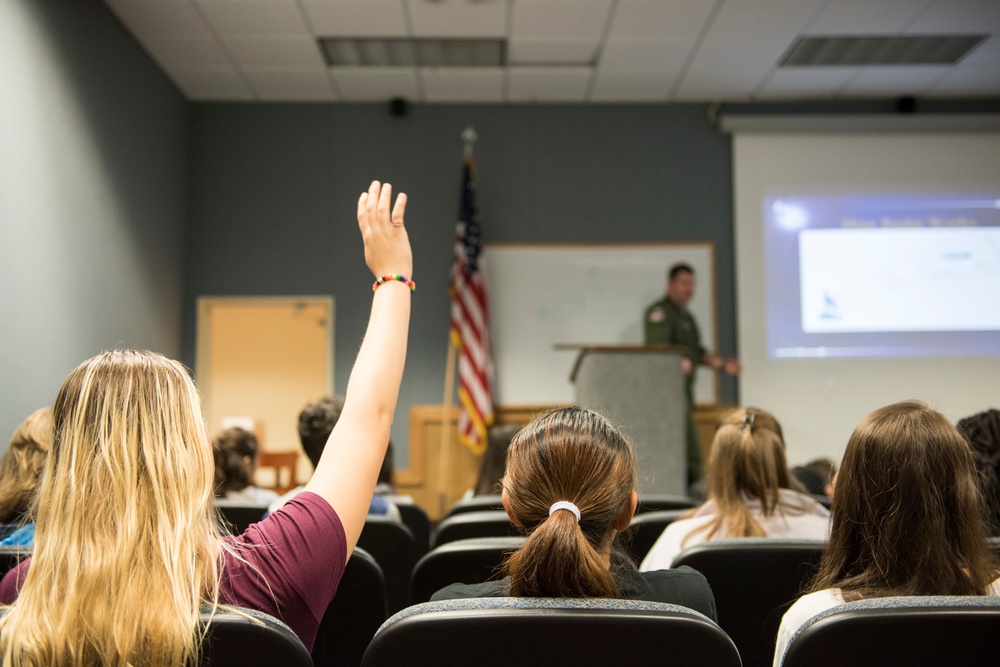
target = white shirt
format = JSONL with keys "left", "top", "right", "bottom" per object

{"left": 772, "top": 578, "right": 1000, "bottom": 666}
{"left": 222, "top": 485, "right": 280, "bottom": 505}
{"left": 639, "top": 489, "right": 831, "bottom": 572}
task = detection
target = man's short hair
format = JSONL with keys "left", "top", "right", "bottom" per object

{"left": 298, "top": 396, "right": 345, "bottom": 468}
{"left": 668, "top": 263, "right": 695, "bottom": 282}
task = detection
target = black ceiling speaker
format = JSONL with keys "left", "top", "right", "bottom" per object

{"left": 896, "top": 96, "right": 917, "bottom": 114}
{"left": 390, "top": 97, "right": 408, "bottom": 117}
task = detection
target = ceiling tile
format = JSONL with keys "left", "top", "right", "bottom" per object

{"left": 168, "top": 67, "right": 254, "bottom": 100}
{"left": 842, "top": 65, "right": 952, "bottom": 96}
{"left": 609, "top": 0, "right": 717, "bottom": 39}
{"left": 756, "top": 67, "right": 859, "bottom": 99}
{"left": 705, "top": 0, "right": 825, "bottom": 40}
{"left": 198, "top": 1, "right": 310, "bottom": 38}
{"left": 507, "top": 67, "right": 592, "bottom": 101}
{"left": 599, "top": 37, "right": 695, "bottom": 70}
{"left": 331, "top": 67, "right": 421, "bottom": 101}
{"left": 510, "top": 1, "right": 612, "bottom": 39}
{"left": 139, "top": 35, "right": 233, "bottom": 70}
{"left": 301, "top": 0, "right": 408, "bottom": 37}
{"left": 590, "top": 68, "right": 672, "bottom": 101}
{"left": 908, "top": 0, "right": 1000, "bottom": 33}
{"left": 242, "top": 69, "right": 337, "bottom": 100}
{"left": 420, "top": 68, "right": 504, "bottom": 101}
{"left": 806, "top": 0, "right": 928, "bottom": 34}
{"left": 508, "top": 37, "right": 601, "bottom": 65}
{"left": 104, "top": 0, "right": 210, "bottom": 37}
{"left": 223, "top": 37, "right": 325, "bottom": 68}
{"left": 407, "top": 0, "right": 508, "bottom": 38}
{"left": 926, "top": 66, "right": 1000, "bottom": 96}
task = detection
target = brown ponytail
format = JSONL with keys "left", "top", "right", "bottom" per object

{"left": 501, "top": 407, "right": 636, "bottom": 598}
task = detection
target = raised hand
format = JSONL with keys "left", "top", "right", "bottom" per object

{"left": 357, "top": 180, "right": 411, "bottom": 280}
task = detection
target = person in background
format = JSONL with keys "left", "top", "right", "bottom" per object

{"left": 0, "top": 408, "right": 52, "bottom": 547}
{"left": 644, "top": 263, "right": 740, "bottom": 484}
{"left": 432, "top": 406, "right": 717, "bottom": 620}
{"left": 957, "top": 408, "right": 1000, "bottom": 534}
{"left": 791, "top": 458, "right": 836, "bottom": 499}
{"left": 772, "top": 401, "right": 1000, "bottom": 665}
{"left": 471, "top": 422, "right": 520, "bottom": 497}
{"left": 269, "top": 395, "right": 401, "bottom": 523}
{"left": 641, "top": 408, "right": 829, "bottom": 571}
{"left": 212, "top": 427, "right": 279, "bottom": 506}
{"left": 0, "top": 179, "right": 411, "bottom": 662}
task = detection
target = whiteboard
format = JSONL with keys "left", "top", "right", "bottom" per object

{"left": 484, "top": 243, "right": 717, "bottom": 406}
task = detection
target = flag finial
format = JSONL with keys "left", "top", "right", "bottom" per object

{"left": 461, "top": 126, "right": 477, "bottom": 158}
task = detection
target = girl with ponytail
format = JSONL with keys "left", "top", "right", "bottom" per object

{"left": 432, "top": 406, "right": 717, "bottom": 618}
{"left": 640, "top": 408, "right": 830, "bottom": 571}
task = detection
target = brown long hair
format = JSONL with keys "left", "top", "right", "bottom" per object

{"left": 811, "top": 401, "right": 996, "bottom": 601}
{"left": 0, "top": 408, "right": 52, "bottom": 523}
{"left": 686, "top": 407, "right": 801, "bottom": 545}
{"left": 213, "top": 427, "right": 260, "bottom": 496}
{"left": 501, "top": 406, "right": 636, "bottom": 598}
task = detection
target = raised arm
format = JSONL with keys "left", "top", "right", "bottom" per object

{"left": 304, "top": 180, "right": 411, "bottom": 556}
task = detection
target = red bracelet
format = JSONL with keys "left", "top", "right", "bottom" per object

{"left": 372, "top": 274, "right": 416, "bottom": 293}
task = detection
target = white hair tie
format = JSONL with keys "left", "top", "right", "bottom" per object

{"left": 548, "top": 501, "right": 581, "bottom": 522}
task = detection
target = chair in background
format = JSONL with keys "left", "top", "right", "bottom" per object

{"left": 778, "top": 596, "right": 1000, "bottom": 667}
{"left": 410, "top": 536, "right": 526, "bottom": 604}
{"left": 361, "top": 597, "right": 741, "bottom": 667}
{"left": 390, "top": 498, "right": 431, "bottom": 557}
{"left": 636, "top": 493, "right": 700, "bottom": 513}
{"left": 0, "top": 545, "right": 30, "bottom": 579}
{"left": 431, "top": 510, "right": 519, "bottom": 549}
{"left": 444, "top": 495, "right": 503, "bottom": 517}
{"left": 311, "top": 547, "right": 387, "bottom": 667}
{"left": 672, "top": 538, "right": 827, "bottom": 667}
{"left": 214, "top": 502, "right": 269, "bottom": 534}
{"left": 623, "top": 509, "right": 687, "bottom": 563}
{"left": 256, "top": 450, "right": 299, "bottom": 494}
{"left": 204, "top": 606, "right": 314, "bottom": 666}
{"left": 356, "top": 516, "right": 419, "bottom": 615}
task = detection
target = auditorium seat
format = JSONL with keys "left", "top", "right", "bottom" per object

{"left": 623, "top": 509, "right": 687, "bottom": 563}
{"left": 356, "top": 516, "right": 419, "bottom": 614}
{"left": 311, "top": 547, "right": 386, "bottom": 667}
{"left": 445, "top": 494, "right": 504, "bottom": 517}
{"left": 671, "top": 538, "right": 827, "bottom": 667}
{"left": 410, "top": 536, "right": 525, "bottom": 603}
{"left": 214, "top": 501, "right": 269, "bottom": 534}
{"left": 431, "top": 510, "right": 519, "bottom": 549}
{"left": 778, "top": 595, "right": 1000, "bottom": 667}
{"left": 0, "top": 544, "right": 30, "bottom": 579}
{"left": 635, "top": 493, "right": 700, "bottom": 513}
{"left": 389, "top": 497, "right": 431, "bottom": 557}
{"left": 200, "top": 606, "right": 313, "bottom": 667}
{"left": 361, "top": 597, "right": 741, "bottom": 667}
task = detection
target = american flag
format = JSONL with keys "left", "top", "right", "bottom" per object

{"left": 449, "top": 158, "right": 494, "bottom": 454}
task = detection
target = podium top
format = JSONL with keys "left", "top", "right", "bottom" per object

{"left": 558, "top": 344, "right": 687, "bottom": 383}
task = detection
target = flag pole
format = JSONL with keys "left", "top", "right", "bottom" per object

{"left": 439, "top": 126, "right": 478, "bottom": 518}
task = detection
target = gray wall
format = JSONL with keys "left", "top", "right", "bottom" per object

{"left": 184, "top": 103, "right": 736, "bottom": 464}
{"left": 0, "top": 1, "right": 188, "bottom": 444}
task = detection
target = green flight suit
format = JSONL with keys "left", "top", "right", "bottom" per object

{"left": 644, "top": 296, "right": 706, "bottom": 484}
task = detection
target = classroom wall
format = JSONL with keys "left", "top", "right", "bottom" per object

{"left": 183, "top": 103, "right": 737, "bottom": 465}
{"left": 0, "top": 1, "right": 188, "bottom": 445}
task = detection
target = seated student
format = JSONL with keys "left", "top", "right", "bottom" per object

{"left": 0, "top": 180, "right": 411, "bottom": 662}
{"left": 212, "top": 427, "right": 279, "bottom": 506}
{"left": 432, "top": 406, "right": 717, "bottom": 621}
{"left": 269, "top": 396, "right": 401, "bottom": 523}
{"left": 0, "top": 408, "right": 52, "bottom": 547}
{"left": 957, "top": 408, "right": 1000, "bottom": 534}
{"left": 641, "top": 408, "right": 829, "bottom": 571}
{"left": 791, "top": 458, "right": 836, "bottom": 499}
{"left": 772, "top": 401, "right": 1000, "bottom": 666}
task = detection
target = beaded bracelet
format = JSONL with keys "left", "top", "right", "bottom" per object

{"left": 372, "top": 274, "right": 416, "bottom": 293}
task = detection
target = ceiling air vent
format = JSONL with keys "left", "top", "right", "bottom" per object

{"left": 779, "top": 34, "right": 987, "bottom": 66}
{"left": 319, "top": 38, "right": 505, "bottom": 68}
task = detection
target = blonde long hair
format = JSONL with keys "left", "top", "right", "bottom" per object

{"left": 0, "top": 408, "right": 53, "bottom": 523}
{"left": 685, "top": 407, "right": 801, "bottom": 545}
{"left": 0, "top": 350, "right": 226, "bottom": 666}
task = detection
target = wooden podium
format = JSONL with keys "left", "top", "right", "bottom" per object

{"left": 568, "top": 345, "right": 688, "bottom": 495}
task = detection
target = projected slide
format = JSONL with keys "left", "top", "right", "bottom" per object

{"left": 763, "top": 193, "right": 1000, "bottom": 358}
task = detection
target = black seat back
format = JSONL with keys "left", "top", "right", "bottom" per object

{"left": 311, "top": 547, "right": 386, "bottom": 667}
{"left": 410, "top": 536, "right": 525, "bottom": 603}
{"left": 431, "top": 510, "right": 519, "bottom": 549}
{"left": 623, "top": 509, "right": 687, "bottom": 563}
{"left": 356, "top": 516, "right": 418, "bottom": 614}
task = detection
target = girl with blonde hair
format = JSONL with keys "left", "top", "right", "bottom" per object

{"left": 773, "top": 401, "right": 1000, "bottom": 665}
{"left": 433, "top": 406, "right": 717, "bottom": 619}
{"left": 0, "top": 180, "right": 411, "bottom": 666}
{"left": 640, "top": 407, "right": 829, "bottom": 571}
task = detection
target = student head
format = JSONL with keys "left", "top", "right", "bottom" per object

{"left": 473, "top": 422, "right": 520, "bottom": 496}
{"left": 213, "top": 427, "right": 261, "bottom": 496}
{"left": 667, "top": 262, "right": 695, "bottom": 307}
{"left": 956, "top": 408, "right": 1000, "bottom": 534}
{"left": 701, "top": 407, "right": 796, "bottom": 539}
{"left": 500, "top": 406, "right": 638, "bottom": 598}
{"left": 0, "top": 349, "right": 223, "bottom": 665}
{"left": 814, "top": 401, "right": 995, "bottom": 600}
{"left": 0, "top": 408, "right": 53, "bottom": 523}
{"left": 298, "top": 396, "right": 346, "bottom": 468}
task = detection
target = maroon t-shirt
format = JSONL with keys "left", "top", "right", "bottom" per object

{"left": 0, "top": 492, "right": 346, "bottom": 650}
